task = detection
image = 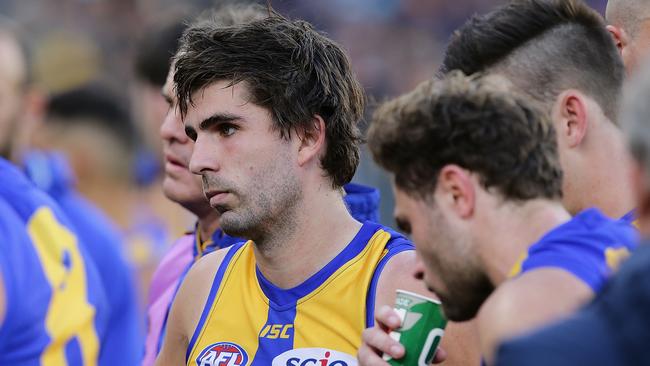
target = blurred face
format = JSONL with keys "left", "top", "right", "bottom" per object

{"left": 393, "top": 186, "right": 494, "bottom": 322}
{"left": 0, "top": 34, "right": 27, "bottom": 159}
{"left": 160, "top": 69, "right": 207, "bottom": 211}
{"left": 184, "top": 81, "right": 301, "bottom": 240}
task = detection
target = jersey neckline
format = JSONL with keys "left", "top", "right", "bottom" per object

{"left": 255, "top": 221, "right": 381, "bottom": 309}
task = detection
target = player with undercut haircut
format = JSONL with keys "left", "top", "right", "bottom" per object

{"left": 440, "top": 0, "right": 635, "bottom": 222}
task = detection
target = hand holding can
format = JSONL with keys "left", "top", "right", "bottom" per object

{"left": 383, "top": 290, "right": 448, "bottom": 366}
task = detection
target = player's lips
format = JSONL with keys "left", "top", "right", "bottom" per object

{"left": 164, "top": 152, "right": 189, "bottom": 175}
{"left": 164, "top": 153, "right": 187, "bottom": 168}
{"left": 204, "top": 189, "right": 230, "bottom": 205}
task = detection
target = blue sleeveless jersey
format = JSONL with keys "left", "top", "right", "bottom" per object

{"left": 510, "top": 208, "right": 638, "bottom": 292}
{"left": 185, "top": 221, "right": 412, "bottom": 366}
{"left": 23, "top": 151, "right": 143, "bottom": 365}
{"left": 0, "top": 158, "right": 109, "bottom": 365}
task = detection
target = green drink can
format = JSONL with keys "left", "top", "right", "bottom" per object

{"left": 383, "top": 290, "right": 448, "bottom": 366}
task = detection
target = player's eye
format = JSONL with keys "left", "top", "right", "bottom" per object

{"left": 218, "top": 124, "right": 238, "bottom": 137}
{"left": 163, "top": 95, "right": 173, "bottom": 109}
{"left": 395, "top": 217, "right": 412, "bottom": 235}
{"left": 185, "top": 126, "right": 197, "bottom": 142}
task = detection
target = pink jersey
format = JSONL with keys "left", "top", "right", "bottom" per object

{"left": 142, "top": 234, "right": 194, "bottom": 366}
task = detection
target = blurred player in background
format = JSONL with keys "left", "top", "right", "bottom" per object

{"left": 0, "top": 157, "right": 110, "bottom": 365}
{"left": 133, "top": 15, "right": 196, "bottom": 239}
{"left": 0, "top": 16, "right": 142, "bottom": 365}
{"left": 155, "top": 12, "right": 477, "bottom": 366}
{"left": 361, "top": 72, "right": 636, "bottom": 365}
{"left": 32, "top": 84, "right": 169, "bottom": 312}
{"left": 496, "top": 57, "right": 650, "bottom": 366}
{"left": 440, "top": 0, "right": 634, "bottom": 222}
{"left": 607, "top": 0, "right": 650, "bottom": 73}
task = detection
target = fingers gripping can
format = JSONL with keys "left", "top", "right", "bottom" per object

{"left": 383, "top": 290, "right": 448, "bottom": 366}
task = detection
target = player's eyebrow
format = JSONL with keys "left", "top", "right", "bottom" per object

{"left": 160, "top": 88, "right": 173, "bottom": 106}
{"left": 198, "top": 113, "right": 243, "bottom": 131}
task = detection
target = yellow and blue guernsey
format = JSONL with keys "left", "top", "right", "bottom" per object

{"left": 510, "top": 208, "right": 638, "bottom": 292}
{"left": 24, "top": 150, "right": 143, "bottom": 366}
{"left": 186, "top": 222, "right": 413, "bottom": 366}
{"left": 0, "top": 158, "right": 109, "bottom": 365}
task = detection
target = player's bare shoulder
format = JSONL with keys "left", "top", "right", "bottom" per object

{"left": 156, "top": 245, "right": 238, "bottom": 366}
{"left": 176, "top": 246, "right": 234, "bottom": 335}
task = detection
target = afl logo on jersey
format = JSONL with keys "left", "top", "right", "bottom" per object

{"left": 272, "top": 348, "right": 357, "bottom": 366}
{"left": 196, "top": 342, "right": 249, "bottom": 366}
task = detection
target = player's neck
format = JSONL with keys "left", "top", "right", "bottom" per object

{"left": 253, "top": 188, "right": 362, "bottom": 289}
{"left": 196, "top": 209, "right": 221, "bottom": 243}
{"left": 580, "top": 122, "right": 636, "bottom": 218}
{"left": 584, "top": 158, "right": 635, "bottom": 219}
{"left": 481, "top": 200, "right": 571, "bottom": 286}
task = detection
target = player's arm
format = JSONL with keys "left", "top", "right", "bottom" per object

{"left": 155, "top": 247, "right": 229, "bottom": 366}
{"left": 477, "top": 268, "right": 593, "bottom": 365}
{"left": 359, "top": 251, "right": 481, "bottom": 366}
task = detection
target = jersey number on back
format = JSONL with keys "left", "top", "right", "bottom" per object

{"left": 28, "top": 207, "right": 100, "bottom": 366}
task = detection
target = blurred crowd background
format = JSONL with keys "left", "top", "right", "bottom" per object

{"left": 0, "top": 0, "right": 608, "bottom": 307}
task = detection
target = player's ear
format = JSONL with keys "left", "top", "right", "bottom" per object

{"left": 297, "top": 114, "right": 326, "bottom": 167}
{"left": 606, "top": 25, "right": 627, "bottom": 56}
{"left": 553, "top": 90, "right": 588, "bottom": 149}
{"left": 436, "top": 165, "right": 475, "bottom": 219}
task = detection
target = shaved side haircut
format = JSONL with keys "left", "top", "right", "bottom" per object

{"left": 440, "top": 0, "right": 624, "bottom": 122}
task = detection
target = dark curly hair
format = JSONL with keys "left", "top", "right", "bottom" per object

{"left": 174, "top": 12, "right": 365, "bottom": 188}
{"left": 369, "top": 71, "right": 563, "bottom": 201}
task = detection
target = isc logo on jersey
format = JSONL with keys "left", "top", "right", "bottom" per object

{"left": 272, "top": 348, "right": 357, "bottom": 366}
{"left": 196, "top": 342, "right": 249, "bottom": 366}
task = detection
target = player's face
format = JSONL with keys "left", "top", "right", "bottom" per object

{"left": 160, "top": 70, "right": 207, "bottom": 209}
{"left": 185, "top": 81, "right": 301, "bottom": 239}
{"left": 393, "top": 186, "right": 494, "bottom": 322}
{"left": 0, "top": 34, "right": 26, "bottom": 159}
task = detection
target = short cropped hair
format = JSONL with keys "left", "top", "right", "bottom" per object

{"left": 46, "top": 84, "right": 136, "bottom": 153}
{"left": 440, "top": 0, "right": 624, "bottom": 122}
{"left": 174, "top": 12, "right": 365, "bottom": 188}
{"left": 369, "top": 71, "right": 563, "bottom": 201}
{"left": 622, "top": 61, "right": 650, "bottom": 176}
{"left": 606, "top": 0, "right": 650, "bottom": 36}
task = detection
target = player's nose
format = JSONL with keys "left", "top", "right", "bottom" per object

{"left": 189, "top": 137, "right": 220, "bottom": 175}
{"left": 160, "top": 109, "right": 186, "bottom": 143}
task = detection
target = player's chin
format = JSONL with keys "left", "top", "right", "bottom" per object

{"left": 442, "top": 295, "right": 483, "bottom": 322}
{"left": 212, "top": 202, "right": 233, "bottom": 215}
{"left": 162, "top": 178, "right": 193, "bottom": 203}
{"left": 218, "top": 211, "right": 254, "bottom": 238}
